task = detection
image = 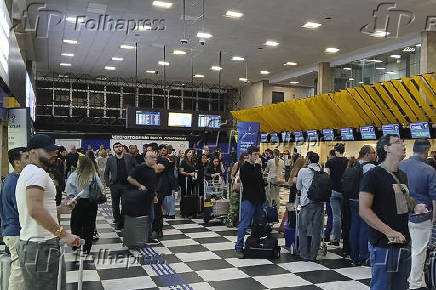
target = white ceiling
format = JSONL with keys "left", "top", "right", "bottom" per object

{"left": 28, "top": 0, "right": 436, "bottom": 86}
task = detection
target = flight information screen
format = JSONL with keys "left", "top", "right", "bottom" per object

{"left": 198, "top": 114, "right": 221, "bottom": 128}
{"left": 307, "top": 130, "right": 318, "bottom": 141}
{"left": 360, "top": 126, "right": 376, "bottom": 140}
{"left": 340, "top": 128, "right": 354, "bottom": 141}
{"left": 294, "top": 131, "right": 304, "bottom": 142}
{"left": 382, "top": 124, "right": 400, "bottom": 136}
{"left": 410, "top": 122, "right": 431, "bottom": 139}
{"left": 322, "top": 129, "right": 335, "bottom": 141}
{"left": 135, "top": 111, "right": 161, "bottom": 126}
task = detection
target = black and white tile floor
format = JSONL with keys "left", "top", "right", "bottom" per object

{"left": 61, "top": 190, "right": 372, "bottom": 290}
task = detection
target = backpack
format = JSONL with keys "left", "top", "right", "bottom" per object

{"left": 307, "top": 168, "right": 332, "bottom": 202}
{"left": 341, "top": 162, "right": 369, "bottom": 200}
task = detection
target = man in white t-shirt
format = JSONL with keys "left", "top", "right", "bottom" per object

{"left": 16, "top": 134, "right": 81, "bottom": 290}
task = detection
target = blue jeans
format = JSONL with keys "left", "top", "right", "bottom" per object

{"left": 368, "top": 243, "right": 411, "bottom": 290}
{"left": 148, "top": 201, "right": 155, "bottom": 239}
{"left": 164, "top": 192, "right": 175, "bottom": 216}
{"left": 324, "top": 202, "right": 333, "bottom": 238}
{"left": 330, "top": 190, "right": 343, "bottom": 243}
{"left": 235, "top": 200, "right": 267, "bottom": 252}
{"left": 349, "top": 200, "right": 369, "bottom": 264}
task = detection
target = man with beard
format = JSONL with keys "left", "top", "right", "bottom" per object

{"left": 129, "top": 144, "right": 144, "bottom": 164}
{"left": 104, "top": 142, "right": 137, "bottom": 230}
{"left": 66, "top": 145, "right": 79, "bottom": 177}
{"left": 15, "top": 134, "right": 80, "bottom": 290}
{"left": 49, "top": 146, "right": 67, "bottom": 206}
{"left": 154, "top": 145, "right": 172, "bottom": 237}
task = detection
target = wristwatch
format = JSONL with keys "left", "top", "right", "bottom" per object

{"left": 54, "top": 226, "right": 64, "bottom": 238}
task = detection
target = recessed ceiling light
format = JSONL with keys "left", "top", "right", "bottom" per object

{"left": 359, "top": 81, "right": 364, "bottom": 84}
{"left": 283, "top": 62, "right": 297, "bottom": 66}
{"left": 232, "top": 56, "right": 245, "bottom": 61}
{"left": 376, "top": 67, "right": 386, "bottom": 70}
{"left": 158, "top": 61, "right": 170, "bottom": 66}
{"left": 146, "top": 70, "right": 157, "bottom": 74}
{"left": 63, "top": 39, "right": 78, "bottom": 44}
{"left": 96, "top": 76, "right": 107, "bottom": 81}
{"left": 104, "top": 66, "right": 116, "bottom": 70}
{"left": 197, "top": 32, "right": 212, "bottom": 38}
{"left": 173, "top": 49, "right": 186, "bottom": 55}
{"left": 370, "top": 30, "right": 390, "bottom": 38}
{"left": 390, "top": 54, "right": 401, "bottom": 59}
{"left": 325, "top": 47, "right": 340, "bottom": 53}
{"left": 289, "top": 81, "right": 299, "bottom": 84}
{"left": 239, "top": 77, "right": 248, "bottom": 82}
{"left": 210, "top": 65, "right": 222, "bottom": 71}
{"left": 120, "top": 44, "right": 135, "bottom": 50}
{"left": 111, "top": 57, "right": 123, "bottom": 61}
{"left": 416, "top": 43, "right": 422, "bottom": 47}
{"left": 58, "top": 74, "right": 67, "bottom": 78}
{"left": 152, "top": 1, "right": 173, "bottom": 9}
{"left": 225, "top": 10, "right": 243, "bottom": 18}
{"left": 61, "top": 53, "right": 74, "bottom": 57}
{"left": 65, "top": 17, "right": 77, "bottom": 23}
{"left": 260, "top": 70, "right": 270, "bottom": 75}
{"left": 343, "top": 67, "right": 352, "bottom": 71}
{"left": 194, "top": 74, "right": 205, "bottom": 78}
{"left": 386, "top": 71, "right": 397, "bottom": 75}
{"left": 265, "top": 40, "right": 279, "bottom": 47}
{"left": 60, "top": 63, "right": 71, "bottom": 66}
{"left": 349, "top": 78, "right": 354, "bottom": 81}
{"left": 137, "top": 25, "right": 152, "bottom": 31}
{"left": 403, "top": 47, "right": 415, "bottom": 52}
{"left": 369, "top": 59, "right": 383, "bottom": 63}
{"left": 301, "top": 21, "right": 322, "bottom": 29}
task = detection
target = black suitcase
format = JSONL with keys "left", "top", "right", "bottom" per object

{"left": 181, "top": 178, "right": 199, "bottom": 217}
{"left": 244, "top": 235, "right": 281, "bottom": 259}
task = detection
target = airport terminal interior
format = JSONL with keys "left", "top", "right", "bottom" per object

{"left": 1, "top": 0, "right": 436, "bottom": 289}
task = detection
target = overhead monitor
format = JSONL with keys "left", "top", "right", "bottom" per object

{"left": 382, "top": 124, "right": 400, "bottom": 136}
{"left": 135, "top": 111, "right": 161, "bottom": 126}
{"left": 270, "top": 133, "right": 279, "bottom": 143}
{"left": 322, "top": 129, "right": 335, "bottom": 141}
{"left": 281, "top": 132, "right": 291, "bottom": 142}
{"left": 410, "top": 122, "right": 431, "bottom": 139}
{"left": 340, "top": 128, "right": 354, "bottom": 141}
{"left": 293, "top": 131, "right": 304, "bottom": 142}
{"left": 198, "top": 114, "right": 221, "bottom": 128}
{"left": 360, "top": 125, "right": 376, "bottom": 140}
{"left": 168, "top": 112, "right": 192, "bottom": 128}
{"left": 307, "top": 130, "right": 318, "bottom": 141}
{"left": 260, "top": 133, "right": 268, "bottom": 143}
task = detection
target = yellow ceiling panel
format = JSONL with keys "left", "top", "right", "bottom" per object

{"left": 384, "top": 81, "right": 418, "bottom": 122}
{"left": 348, "top": 88, "right": 382, "bottom": 127}
{"left": 392, "top": 79, "right": 428, "bottom": 122}
{"left": 355, "top": 87, "right": 388, "bottom": 125}
{"left": 363, "top": 85, "right": 397, "bottom": 124}
{"left": 373, "top": 82, "right": 407, "bottom": 124}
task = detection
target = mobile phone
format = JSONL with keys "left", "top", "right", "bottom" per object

{"left": 67, "top": 190, "right": 85, "bottom": 205}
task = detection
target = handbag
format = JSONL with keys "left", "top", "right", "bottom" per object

{"left": 89, "top": 175, "right": 107, "bottom": 204}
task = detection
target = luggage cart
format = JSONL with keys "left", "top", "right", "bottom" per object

{"left": 203, "top": 179, "right": 229, "bottom": 224}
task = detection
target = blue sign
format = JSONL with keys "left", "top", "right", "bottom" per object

{"left": 237, "top": 122, "right": 260, "bottom": 159}
{"left": 382, "top": 124, "right": 400, "bottom": 136}
{"left": 281, "top": 132, "right": 291, "bottom": 142}
{"left": 341, "top": 128, "right": 354, "bottom": 141}
{"left": 135, "top": 111, "right": 161, "bottom": 126}
{"left": 294, "top": 131, "right": 304, "bottom": 142}
{"left": 307, "top": 130, "right": 318, "bottom": 141}
{"left": 360, "top": 126, "right": 376, "bottom": 140}
{"left": 270, "top": 133, "right": 279, "bottom": 143}
{"left": 410, "top": 122, "right": 431, "bottom": 139}
{"left": 260, "top": 133, "right": 268, "bottom": 143}
{"left": 322, "top": 129, "right": 335, "bottom": 141}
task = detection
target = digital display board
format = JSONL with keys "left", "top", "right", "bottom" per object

{"left": 270, "top": 133, "right": 279, "bottom": 143}
{"left": 260, "top": 133, "right": 268, "bottom": 143}
{"left": 382, "top": 124, "right": 400, "bottom": 136}
{"left": 281, "top": 132, "right": 291, "bottom": 142}
{"left": 168, "top": 112, "right": 192, "bottom": 128}
{"left": 198, "top": 114, "right": 221, "bottom": 128}
{"left": 294, "top": 131, "right": 304, "bottom": 142}
{"left": 410, "top": 122, "right": 431, "bottom": 139}
{"left": 322, "top": 129, "right": 335, "bottom": 141}
{"left": 307, "top": 130, "right": 318, "bottom": 141}
{"left": 340, "top": 128, "right": 354, "bottom": 141}
{"left": 360, "top": 126, "right": 376, "bottom": 140}
{"left": 135, "top": 111, "right": 161, "bottom": 126}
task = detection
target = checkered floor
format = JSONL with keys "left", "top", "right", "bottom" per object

{"left": 61, "top": 190, "right": 372, "bottom": 290}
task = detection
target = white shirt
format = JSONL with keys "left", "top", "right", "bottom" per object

{"left": 359, "top": 160, "right": 376, "bottom": 174}
{"left": 296, "top": 163, "right": 321, "bottom": 207}
{"left": 265, "top": 158, "right": 285, "bottom": 182}
{"left": 16, "top": 164, "right": 58, "bottom": 242}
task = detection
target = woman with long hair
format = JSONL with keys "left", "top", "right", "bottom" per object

{"left": 226, "top": 153, "right": 249, "bottom": 227}
{"left": 289, "top": 156, "right": 305, "bottom": 203}
{"left": 196, "top": 154, "right": 210, "bottom": 196}
{"left": 65, "top": 156, "right": 104, "bottom": 254}
{"left": 265, "top": 149, "right": 285, "bottom": 206}
{"left": 179, "top": 149, "right": 196, "bottom": 197}
{"left": 95, "top": 150, "right": 108, "bottom": 186}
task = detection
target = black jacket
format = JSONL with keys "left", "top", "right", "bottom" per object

{"left": 104, "top": 154, "right": 137, "bottom": 187}
{"left": 240, "top": 162, "right": 266, "bottom": 206}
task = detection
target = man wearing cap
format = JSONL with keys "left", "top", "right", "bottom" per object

{"left": 15, "top": 134, "right": 81, "bottom": 290}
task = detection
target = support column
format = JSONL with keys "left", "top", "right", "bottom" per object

{"left": 317, "top": 62, "right": 334, "bottom": 94}
{"left": 420, "top": 31, "right": 436, "bottom": 74}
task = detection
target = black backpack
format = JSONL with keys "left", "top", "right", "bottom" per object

{"left": 341, "top": 162, "right": 369, "bottom": 200}
{"left": 307, "top": 168, "right": 332, "bottom": 202}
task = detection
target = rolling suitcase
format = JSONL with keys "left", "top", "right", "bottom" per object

{"left": 123, "top": 215, "right": 149, "bottom": 248}
{"left": 0, "top": 252, "right": 11, "bottom": 290}
{"left": 181, "top": 177, "right": 198, "bottom": 218}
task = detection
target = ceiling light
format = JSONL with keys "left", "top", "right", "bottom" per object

{"left": 376, "top": 67, "right": 386, "bottom": 70}
{"left": 120, "top": 44, "right": 135, "bottom": 50}
{"left": 137, "top": 25, "right": 152, "bottom": 31}
{"left": 173, "top": 49, "right": 186, "bottom": 55}
{"left": 265, "top": 40, "right": 279, "bottom": 47}
{"left": 283, "top": 62, "right": 297, "bottom": 66}
{"left": 416, "top": 43, "right": 422, "bottom": 47}
{"left": 325, "top": 47, "right": 340, "bottom": 53}
{"left": 225, "top": 10, "right": 243, "bottom": 18}
{"left": 369, "top": 30, "right": 390, "bottom": 38}
{"left": 289, "top": 81, "right": 299, "bottom": 84}
{"left": 152, "top": 1, "right": 173, "bottom": 9}
{"left": 349, "top": 78, "right": 354, "bottom": 81}
{"left": 58, "top": 74, "right": 67, "bottom": 78}
{"left": 59, "top": 63, "right": 71, "bottom": 67}
{"left": 61, "top": 53, "right": 74, "bottom": 57}
{"left": 146, "top": 70, "right": 156, "bottom": 74}
{"left": 403, "top": 47, "right": 415, "bottom": 52}
{"left": 104, "top": 66, "right": 116, "bottom": 70}
{"left": 194, "top": 74, "right": 205, "bottom": 78}
{"left": 390, "top": 54, "right": 401, "bottom": 59}
{"left": 359, "top": 81, "right": 364, "bottom": 84}
{"left": 260, "top": 70, "right": 270, "bottom": 75}
{"left": 111, "top": 57, "right": 123, "bottom": 61}
{"left": 158, "top": 61, "right": 170, "bottom": 66}
{"left": 63, "top": 39, "right": 78, "bottom": 44}
{"left": 232, "top": 56, "right": 245, "bottom": 61}
{"left": 343, "top": 67, "right": 352, "bottom": 71}
{"left": 65, "top": 17, "right": 77, "bottom": 23}
{"left": 302, "top": 21, "right": 322, "bottom": 29}
{"left": 239, "top": 77, "right": 248, "bottom": 82}
{"left": 369, "top": 59, "right": 383, "bottom": 63}
{"left": 386, "top": 71, "right": 397, "bottom": 75}
{"left": 211, "top": 65, "right": 222, "bottom": 71}
{"left": 96, "top": 76, "right": 107, "bottom": 81}
{"left": 196, "top": 32, "right": 212, "bottom": 38}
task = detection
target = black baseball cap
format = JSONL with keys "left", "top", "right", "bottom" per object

{"left": 27, "top": 134, "right": 59, "bottom": 152}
